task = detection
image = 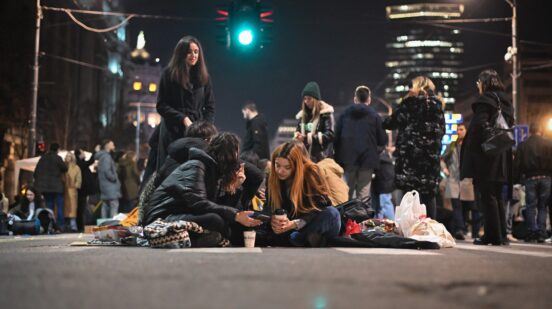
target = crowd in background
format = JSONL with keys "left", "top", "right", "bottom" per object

{"left": 2, "top": 35, "right": 551, "bottom": 248}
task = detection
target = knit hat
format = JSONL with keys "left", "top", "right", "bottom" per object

{"left": 302, "top": 81, "right": 321, "bottom": 100}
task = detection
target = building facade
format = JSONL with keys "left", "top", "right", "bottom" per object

{"left": 384, "top": 3, "right": 465, "bottom": 110}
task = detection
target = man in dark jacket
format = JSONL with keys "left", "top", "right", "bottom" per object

{"left": 334, "top": 85, "right": 388, "bottom": 199}
{"left": 241, "top": 101, "right": 270, "bottom": 160}
{"left": 34, "top": 143, "right": 68, "bottom": 227}
{"left": 513, "top": 122, "right": 552, "bottom": 242}
{"left": 94, "top": 140, "right": 121, "bottom": 219}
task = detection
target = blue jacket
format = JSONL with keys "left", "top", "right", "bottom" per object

{"left": 334, "top": 103, "right": 387, "bottom": 170}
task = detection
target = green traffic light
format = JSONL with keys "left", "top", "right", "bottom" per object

{"left": 238, "top": 29, "right": 254, "bottom": 46}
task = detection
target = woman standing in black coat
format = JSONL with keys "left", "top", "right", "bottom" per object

{"left": 382, "top": 76, "right": 445, "bottom": 219}
{"left": 144, "top": 36, "right": 216, "bottom": 182}
{"left": 461, "top": 70, "right": 514, "bottom": 246}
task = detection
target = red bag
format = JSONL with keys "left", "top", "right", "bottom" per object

{"left": 344, "top": 219, "right": 361, "bottom": 236}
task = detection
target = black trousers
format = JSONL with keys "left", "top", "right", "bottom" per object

{"left": 477, "top": 182, "right": 507, "bottom": 244}
{"left": 420, "top": 193, "right": 436, "bottom": 220}
{"left": 76, "top": 191, "right": 88, "bottom": 232}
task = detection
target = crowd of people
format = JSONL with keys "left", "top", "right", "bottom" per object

{"left": 3, "top": 35, "right": 551, "bottom": 248}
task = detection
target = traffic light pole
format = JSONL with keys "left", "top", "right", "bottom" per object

{"left": 29, "top": 0, "right": 42, "bottom": 158}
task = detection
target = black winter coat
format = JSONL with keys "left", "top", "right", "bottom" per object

{"left": 156, "top": 69, "right": 215, "bottom": 141}
{"left": 143, "top": 148, "right": 238, "bottom": 226}
{"left": 34, "top": 151, "right": 68, "bottom": 194}
{"left": 382, "top": 94, "right": 445, "bottom": 195}
{"left": 460, "top": 91, "right": 514, "bottom": 185}
{"left": 374, "top": 150, "right": 396, "bottom": 194}
{"left": 154, "top": 137, "right": 208, "bottom": 187}
{"left": 295, "top": 101, "right": 335, "bottom": 162}
{"left": 76, "top": 153, "right": 97, "bottom": 196}
{"left": 242, "top": 114, "right": 270, "bottom": 160}
{"left": 334, "top": 103, "right": 388, "bottom": 170}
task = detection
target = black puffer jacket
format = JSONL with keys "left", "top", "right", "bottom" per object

{"left": 460, "top": 91, "right": 514, "bottom": 185}
{"left": 295, "top": 101, "right": 335, "bottom": 162}
{"left": 382, "top": 94, "right": 445, "bottom": 195}
{"left": 242, "top": 114, "right": 270, "bottom": 160}
{"left": 143, "top": 148, "right": 238, "bottom": 226}
{"left": 154, "top": 137, "right": 208, "bottom": 187}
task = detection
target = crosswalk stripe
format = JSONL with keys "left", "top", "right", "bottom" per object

{"left": 334, "top": 248, "right": 442, "bottom": 255}
{"left": 455, "top": 244, "right": 552, "bottom": 258}
{"left": 168, "top": 247, "right": 263, "bottom": 253}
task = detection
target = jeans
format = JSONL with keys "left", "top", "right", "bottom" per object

{"left": 377, "top": 193, "right": 395, "bottom": 220}
{"left": 43, "top": 192, "right": 64, "bottom": 226}
{"left": 290, "top": 207, "right": 341, "bottom": 246}
{"left": 524, "top": 177, "right": 551, "bottom": 235}
{"left": 345, "top": 168, "right": 374, "bottom": 200}
{"left": 101, "top": 199, "right": 119, "bottom": 219}
{"left": 451, "top": 199, "right": 480, "bottom": 237}
{"left": 450, "top": 198, "right": 465, "bottom": 233}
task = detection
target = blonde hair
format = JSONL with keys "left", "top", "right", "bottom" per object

{"left": 268, "top": 141, "right": 329, "bottom": 216}
{"left": 65, "top": 152, "right": 76, "bottom": 164}
{"left": 301, "top": 97, "right": 322, "bottom": 124}
{"left": 405, "top": 76, "right": 444, "bottom": 106}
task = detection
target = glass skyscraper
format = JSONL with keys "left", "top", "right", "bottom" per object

{"left": 384, "top": 3, "right": 465, "bottom": 110}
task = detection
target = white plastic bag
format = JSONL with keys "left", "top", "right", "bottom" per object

{"left": 394, "top": 190, "right": 427, "bottom": 237}
{"left": 409, "top": 218, "right": 456, "bottom": 248}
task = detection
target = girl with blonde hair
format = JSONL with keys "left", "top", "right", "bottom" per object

{"left": 267, "top": 141, "right": 341, "bottom": 247}
{"left": 383, "top": 75, "right": 445, "bottom": 219}
{"left": 64, "top": 152, "right": 81, "bottom": 232}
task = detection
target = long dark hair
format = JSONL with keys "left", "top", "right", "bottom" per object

{"left": 478, "top": 69, "right": 505, "bottom": 92}
{"left": 167, "top": 36, "right": 209, "bottom": 88}
{"left": 21, "top": 186, "right": 43, "bottom": 211}
{"left": 207, "top": 132, "right": 241, "bottom": 188}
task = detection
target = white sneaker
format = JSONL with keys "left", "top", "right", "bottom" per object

{"left": 545, "top": 237, "right": 552, "bottom": 244}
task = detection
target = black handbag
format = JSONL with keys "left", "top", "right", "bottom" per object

{"left": 11, "top": 219, "right": 41, "bottom": 235}
{"left": 334, "top": 196, "right": 374, "bottom": 224}
{"left": 481, "top": 93, "right": 514, "bottom": 156}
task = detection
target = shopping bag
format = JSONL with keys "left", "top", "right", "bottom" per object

{"left": 394, "top": 190, "right": 426, "bottom": 237}
{"left": 408, "top": 217, "right": 456, "bottom": 248}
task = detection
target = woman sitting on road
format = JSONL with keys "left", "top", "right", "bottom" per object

{"left": 266, "top": 141, "right": 341, "bottom": 247}
{"left": 142, "top": 132, "right": 262, "bottom": 246}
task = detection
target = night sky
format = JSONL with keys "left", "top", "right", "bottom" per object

{"left": 65, "top": 0, "right": 552, "bottom": 139}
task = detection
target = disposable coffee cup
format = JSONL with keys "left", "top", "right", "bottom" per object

{"left": 243, "top": 230, "right": 256, "bottom": 248}
{"left": 274, "top": 209, "right": 288, "bottom": 221}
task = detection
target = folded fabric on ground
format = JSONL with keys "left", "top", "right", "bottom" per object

{"left": 328, "top": 230, "right": 440, "bottom": 249}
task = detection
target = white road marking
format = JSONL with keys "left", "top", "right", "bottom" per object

{"left": 334, "top": 248, "right": 442, "bottom": 256}
{"left": 509, "top": 242, "right": 552, "bottom": 250}
{"left": 168, "top": 247, "right": 263, "bottom": 253}
{"left": 455, "top": 244, "right": 552, "bottom": 258}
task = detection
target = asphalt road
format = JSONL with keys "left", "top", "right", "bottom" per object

{"left": 1, "top": 234, "right": 551, "bottom": 309}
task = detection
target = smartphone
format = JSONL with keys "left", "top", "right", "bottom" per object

{"left": 248, "top": 212, "right": 271, "bottom": 222}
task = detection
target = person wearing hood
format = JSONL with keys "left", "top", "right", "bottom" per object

{"left": 242, "top": 101, "right": 270, "bottom": 160}
{"left": 334, "top": 85, "right": 388, "bottom": 200}
{"left": 142, "top": 132, "right": 262, "bottom": 245}
{"left": 382, "top": 76, "right": 446, "bottom": 220}
{"left": 294, "top": 81, "right": 335, "bottom": 163}
{"left": 461, "top": 69, "right": 514, "bottom": 246}
{"left": 94, "top": 140, "right": 122, "bottom": 219}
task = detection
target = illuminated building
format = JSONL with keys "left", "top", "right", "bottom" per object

{"left": 384, "top": 3, "right": 465, "bottom": 110}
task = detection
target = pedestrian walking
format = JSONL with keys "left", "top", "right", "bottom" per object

{"left": 143, "top": 35, "right": 215, "bottom": 183}
{"left": 94, "top": 140, "right": 122, "bottom": 219}
{"left": 334, "top": 85, "right": 387, "bottom": 199}
{"left": 513, "top": 122, "right": 552, "bottom": 242}
{"left": 33, "top": 143, "right": 68, "bottom": 228}
{"left": 242, "top": 101, "right": 270, "bottom": 160}
{"left": 461, "top": 69, "right": 514, "bottom": 246}
{"left": 294, "top": 81, "right": 335, "bottom": 163}
{"left": 63, "top": 152, "right": 81, "bottom": 232}
{"left": 382, "top": 76, "right": 445, "bottom": 219}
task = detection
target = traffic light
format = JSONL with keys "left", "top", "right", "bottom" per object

{"left": 215, "top": 0, "right": 273, "bottom": 50}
